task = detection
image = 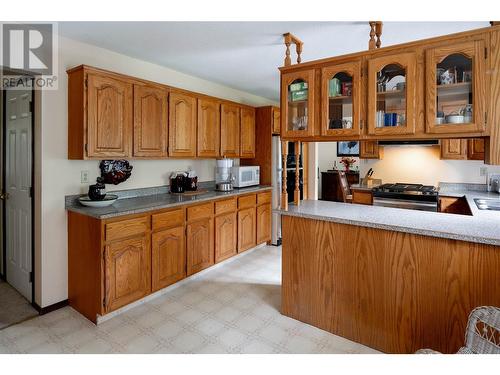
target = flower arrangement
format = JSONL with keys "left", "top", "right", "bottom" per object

{"left": 339, "top": 157, "right": 356, "bottom": 172}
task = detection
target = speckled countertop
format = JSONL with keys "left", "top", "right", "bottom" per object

{"left": 66, "top": 184, "right": 272, "bottom": 219}
{"left": 279, "top": 183, "right": 500, "bottom": 246}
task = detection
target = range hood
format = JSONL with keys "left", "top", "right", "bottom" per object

{"left": 378, "top": 140, "right": 439, "bottom": 146}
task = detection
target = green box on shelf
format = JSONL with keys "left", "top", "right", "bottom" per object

{"left": 289, "top": 82, "right": 308, "bottom": 92}
{"left": 291, "top": 90, "right": 308, "bottom": 101}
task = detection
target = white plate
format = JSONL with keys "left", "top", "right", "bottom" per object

{"left": 78, "top": 194, "right": 118, "bottom": 207}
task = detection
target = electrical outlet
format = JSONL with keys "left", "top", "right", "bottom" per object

{"left": 81, "top": 170, "right": 89, "bottom": 184}
{"left": 480, "top": 167, "right": 488, "bottom": 177}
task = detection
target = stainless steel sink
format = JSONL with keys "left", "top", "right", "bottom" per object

{"left": 474, "top": 198, "right": 500, "bottom": 211}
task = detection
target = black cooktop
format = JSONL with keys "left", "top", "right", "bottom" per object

{"left": 373, "top": 183, "right": 438, "bottom": 196}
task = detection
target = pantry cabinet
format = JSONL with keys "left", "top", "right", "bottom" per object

{"left": 133, "top": 84, "right": 168, "bottom": 157}
{"left": 240, "top": 107, "right": 256, "bottom": 158}
{"left": 169, "top": 92, "right": 197, "bottom": 157}
{"left": 197, "top": 98, "right": 220, "bottom": 157}
{"left": 86, "top": 73, "right": 133, "bottom": 158}
{"left": 425, "top": 40, "right": 486, "bottom": 135}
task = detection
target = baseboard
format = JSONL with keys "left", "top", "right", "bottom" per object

{"left": 32, "top": 299, "right": 69, "bottom": 315}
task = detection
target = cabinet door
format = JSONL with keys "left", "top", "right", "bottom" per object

{"left": 197, "top": 98, "right": 220, "bottom": 157}
{"left": 441, "top": 139, "right": 467, "bottom": 160}
{"left": 152, "top": 226, "right": 186, "bottom": 292}
{"left": 221, "top": 104, "right": 240, "bottom": 157}
{"left": 240, "top": 107, "right": 256, "bottom": 158}
{"left": 133, "top": 84, "right": 168, "bottom": 157}
{"left": 321, "top": 60, "right": 362, "bottom": 136}
{"left": 104, "top": 236, "right": 151, "bottom": 313}
{"left": 186, "top": 218, "right": 214, "bottom": 276}
{"left": 215, "top": 212, "right": 237, "bottom": 263}
{"left": 256, "top": 203, "right": 271, "bottom": 244}
{"left": 360, "top": 141, "right": 381, "bottom": 159}
{"left": 238, "top": 207, "right": 256, "bottom": 253}
{"left": 281, "top": 69, "right": 315, "bottom": 138}
{"left": 169, "top": 92, "right": 197, "bottom": 157}
{"left": 367, "top": 52, "right": 417, "bottom": 136}
{"left": 467, "top": 138, "right": 485, "bottom": 160}
{"left": 87, "top": 73, "right": 132, "bottom": 158}
{"left": 272, "top": 107, "right": 281, "bottom": 135}
{"left": 426, "top": 40, "right": 486, "bottom": 134}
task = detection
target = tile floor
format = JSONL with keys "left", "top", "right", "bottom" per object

{"left": 0, "top": 280, "right": 38, "bottom": 330}
{"left": 0, "top": 246, "right": 379, "bottom": 354}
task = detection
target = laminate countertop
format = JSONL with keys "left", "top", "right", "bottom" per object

{"left": 278, "top": 185, "right": 500, "bottom": 246}
{"left": 66, "top": 185, "right": 272, "bottom": 219}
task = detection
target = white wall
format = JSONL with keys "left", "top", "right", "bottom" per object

{"left": 316, "top": 142, "right": 500, "bottom": 197}
{"left": 38, "top": 36, "right": 276, "bottom": 307}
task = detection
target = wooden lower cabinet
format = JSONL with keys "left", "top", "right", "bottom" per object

{"left": 351, "top": 189, "right": 373, "bottom": 205}
{"left": 152, "top": 226, "right": 186, "bottom": 292}
{"left": 256, "top": 203, "right": 271, "bottom": 244}
{"left": 68, "top": 190, "right": 272, "bottom": 323}
{"left": 215, "top": 212, "right": 237, "bottom": 263}
{"left": 186, "top": 217, "right": 214, "bottom": 276}
{"left": 238, "top": 207, "right": 256, "bottom": 253}
{"left": 104, "top": 235, "right": 151, "bottom": 313}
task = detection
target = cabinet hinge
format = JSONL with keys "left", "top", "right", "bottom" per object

{"left": 485, "top": 112, "right": 488, "bottom": 125}
{"left": 85, "top": 144, "right": 88, "bottom": 153}
{"left": 29, "top": 100, "right": 34, "bottom": 114}
{"left": 29, "top": 186, "right": 34, "bottom": 198}
{"left": 485, "top": 47, "right": 488, "bottom": 59}
{"left": 84, "top": 78, "right": 88, "bottom": 88}
{"left": 29, "top": 271, "right": 33, "bottom": 283}
{"left": 360, "top": 120, "right": 363, "bottom": 130}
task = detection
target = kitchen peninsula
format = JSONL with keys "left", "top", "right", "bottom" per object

{"left": 280, "top": 185, "right": 500, "bottom": 354}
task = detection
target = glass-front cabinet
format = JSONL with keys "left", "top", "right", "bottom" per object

{"left": 321, "top": 61, "right": 361, "bottom": 136}
{"left": 281, "top": 70, "right": 315, "bottom": 138}
{"left": 367, "top": 52, "right": 417, "bottom": 135}
{"left": 425, "top": 40, "right": 486, "bottom": 134}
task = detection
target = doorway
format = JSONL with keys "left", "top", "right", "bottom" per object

{"left": 0, "top": 76, "right": 37, "bottom": 329}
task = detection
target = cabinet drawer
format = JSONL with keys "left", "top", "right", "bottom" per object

{"left": 238, "top": 194, "right": 256, "bottom": 209}
{"left": 215, "top": 198, "right": 237, "bottom": 215}
{"left": 257, "top": 191, "right": 271, "bottom": 205}
{"left": 105, "top": 216, "right": 149, "bottom": 242}
{"left": 152, "top": 208, "right": 185, "bottom": 231}
{"left": 187, "top": 202, "right": 214, "bottom": 222}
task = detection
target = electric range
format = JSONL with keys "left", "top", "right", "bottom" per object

{"left": 371, "top": 183, "right": 439, "bottom": 212}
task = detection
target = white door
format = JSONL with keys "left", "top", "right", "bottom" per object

{"left": 5, "top": 85, "right": 33, "bottom": 301}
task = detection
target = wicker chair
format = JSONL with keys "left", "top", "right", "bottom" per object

{"left": 416, "top": 306, "right": 500, "bottom": 354}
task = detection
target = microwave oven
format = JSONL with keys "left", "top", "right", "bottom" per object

{"left": 231, "top": 166, "right": 260, "bottom": 188}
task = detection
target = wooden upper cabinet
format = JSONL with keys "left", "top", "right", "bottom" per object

{"left": 441, "top": 139, "right": 467, "bottom": 160}
{"left": 133, "top": 84, "right": 168, "bottom": 158}
{"left": 367, "top": 52, "right": 417, "bottom": 136}
{"left": 321, "top": 60, "right": 362, "bottom": 136}
{"left": 240, "top": 107, "right": 256, "bottom": 158}
{"left": 197, "top": 98, "right": 220, "bottom": 157}
{"left": 281, "top": 69, "right": 315, "bottom": 138}
{"left": 169, "top": 92, "right": 197, "bottom": 157}
{"left": 467, "top": 138, "right": 485, "bottom": 160}
{"left": 425, "top": 39, "right": 486, "bottom": 134}
{"left": 272, "top": 107, "right": 281, "bottom": 135}
{"left": 87, "top": 73, "right": 133, "bottom": 158}
{"left": 360, "top": 141, "right": 381, "bottom": 159}
{"left": 221, "top": 104, "right": 240, "bottom": 157}
{"left": 104, "top": 235, "right": 151, "bottom": 313}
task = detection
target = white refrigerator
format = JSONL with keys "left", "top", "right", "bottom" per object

{"left": 271, "top": 136, "right": 282, "bottom": 245}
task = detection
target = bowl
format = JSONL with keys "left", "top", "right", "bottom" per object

{"left": 79, "top": 194, "right": 118, "bottom": 207}
{"left": 445, "top": 115, "right": 465, "bottom": 124}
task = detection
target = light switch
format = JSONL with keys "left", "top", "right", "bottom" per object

{"left": 81, "top": 170, "right": 89, "bottom": 184}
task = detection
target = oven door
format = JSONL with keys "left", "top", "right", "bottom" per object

{"left": 373, "top": 197, "right": 438, "bottom": 212}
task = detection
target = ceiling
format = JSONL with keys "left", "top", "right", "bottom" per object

{"left": 58, "top": 22, "right": 489, "bottom": 101}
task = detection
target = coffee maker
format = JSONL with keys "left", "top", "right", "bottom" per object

{"left": 215, "top": 159, "right": 234, "bottom": 191}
